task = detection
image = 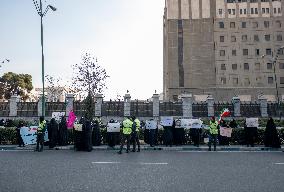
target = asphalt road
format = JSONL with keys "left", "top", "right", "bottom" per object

{"left": 0, "top": 150, "right": 284, "bottom": 192}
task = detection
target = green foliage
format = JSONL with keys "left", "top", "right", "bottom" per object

{"left": 0, "top": 72, "right": 33, "bottom": 101}
{"left": 0, "top": 127, "right": 17, "bottom": 144}
{"left": 84, "top": 92, "right": 95, "bottom": 121}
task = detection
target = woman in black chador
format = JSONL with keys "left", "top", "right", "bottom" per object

{"left": 48, "top": 118, "right": 58, "bottom": 149}
{"left": 16, "top": 121, "right": 25, "bottom": 147}
{"left": 219, "top": 119, "right": 229, "bottom": 145}
{"left": 163, "top": 120, "right": 174, "bottom": 147}
{"left": 264, "top": 117, "right": 281, "bottom": 148}
{"left": 58, "top": 117, "right": 68, "bottom": 146}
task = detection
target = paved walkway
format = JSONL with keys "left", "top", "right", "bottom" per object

{"left": 0, "top": 144, "right": 283, "bottom": 152}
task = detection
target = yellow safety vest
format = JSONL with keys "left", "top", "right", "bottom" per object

{"left": 209, "top": 121, "right": 218, "bottom": 135}
{"left": 122, "top": 119, "right": 133, "bottom": 135}
{"left": 38, "top": 120, "right": 46, "bottom": 133}
{"left": 134, "top": 118, "right": 140, "bottom": 132}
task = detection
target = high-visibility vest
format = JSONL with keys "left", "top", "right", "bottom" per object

{"left": 38, "top": 120, "right": 46, "bottom": 133}
{"left": 122, "top": 119, "right": 133, "bottom": 135}
{"left": 134, "top": 118, "right": 140, "bottom": 132}
{"left": 209, "top": 120, "right": 218, "bottom": 135}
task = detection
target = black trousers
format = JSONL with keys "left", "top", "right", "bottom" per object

{"left": 208, "top": 134, "right": 217, "bottom": 151}
{"left": 131, "top": 132, "right": 140, "bottom": 151}
{"left": 17, "top": 130, "right": 25, "bottom": 147}
{"left": 36, "top": 133, "right": 44, "bottom": 152}
{"left": 119, "top": 134, "right": 131, "bottom": 152}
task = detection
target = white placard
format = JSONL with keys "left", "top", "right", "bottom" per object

{"left": 74, "top": 124, "right": 83, "bottom": 131}
{"left": 146, "top": 120, "right": 157, "bottom": 130}
{"left": 107, "top": 123, "right": 121, "bottom": 133}
{"left": 246, "top": 118, "right": 259, "bottom": 128}
{"left": 160, "top": 116, "right": 174, "bottom": 127}
{"left": 20, "top": 126, "right": 49, "bottom": 145}
{"left": 175, "top": 119, "right": 203, "bottom": 129}
{"left": 220, "top": 127, "right": 233, "bottom": 137}
{"left": 52, "top": 112, "right": 65, "bottom": 121}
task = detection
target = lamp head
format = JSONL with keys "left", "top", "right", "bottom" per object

{"left": 48, "top": 5, "right": 57, "bottom": 11}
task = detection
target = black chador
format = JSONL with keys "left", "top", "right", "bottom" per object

{"left": 58, "top": 117, "right": 68, "bottom": 146}
{"left": 48, "top": 118, "right": 58, "bottom": 148}
{"left": 264, "top": 117, "right": 281, "bottom": 148}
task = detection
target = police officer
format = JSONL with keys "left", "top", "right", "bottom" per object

{"left": 131, "top": 116, "right": 141, "bottom": 152}
{"left": 35, "top": 116, "right": 46, "bottom": 152}
{"left": 208, "top": 116, "right": 218, "bottom": 151}
{"left": 117, "top": 117, "right": 133, "bottom": 154}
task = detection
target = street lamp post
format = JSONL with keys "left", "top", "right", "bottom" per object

{"left": 33, "top": 0, "right": 56, "bottom": 117}
{"left": 262, "top": 46, "right": 284, "bottom": 118}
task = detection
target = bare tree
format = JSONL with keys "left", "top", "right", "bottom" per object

{"left": 45, "top": 75, "right": 66, "bottom": 102}
{"left": 72, "top": 53, "right": 109, "bottom": 98}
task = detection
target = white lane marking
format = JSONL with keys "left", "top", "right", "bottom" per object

{"left": 92, "top": 162, "right": 121, "bottom": 164}
{"left": 139, "top": 162, "right": 168, "bottom": 165}
{"left": 274, "top": 163, "right": 284, "bottom": 165}
{"left": 178, "top": 151, "right": 282, "bottom": 153}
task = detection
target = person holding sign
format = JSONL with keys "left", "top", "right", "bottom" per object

{"left": 35, "top": 116, "right": 46, "bottom": 152}
{"left": 131, "top": 116, "right": 141, "bottom": 152}
{"left": 118, "top": 117, "right": 133, "bottom": 154}
{"left": 208, "top": 116, "right": 219, "bottom": 151}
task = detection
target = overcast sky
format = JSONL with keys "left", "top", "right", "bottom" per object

{"left": 0, "top": 0, "right": 164, "bottom": 100}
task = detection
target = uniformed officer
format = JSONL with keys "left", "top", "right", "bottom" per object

{"left": 35, "top": 116, "right": 46, "bottom": 152}
{"left": 208, "top": 116, "right": 219, "bottom": 151}
{"left": 117, "top": 117, "right": 133, "bottom": 154}
{"left": 131, "top": 116, "right": 141, "bottom": 152}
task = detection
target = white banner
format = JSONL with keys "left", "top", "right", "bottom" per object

{"left": 160, "top": 116, "right": 174, "bottom": 127}
{"left": 146, "top": 120, "right": 157, "bottom": 129}
{"left": 175, "top": 119, "right": 203, "bottom": 129}
{"left": 107, "top": 123, "right": 121, "bottom": 133}
{"left": 246, "top": 118, "right": 259, "bottom": 128}
{"left": 220, "top": 127, "right": 233, "bottom": 137}
{"left": 52, "top": 112, "right": 65, "bottom": 121}
{"left": 20, "top": 126, "right": 49, "bottom": 145}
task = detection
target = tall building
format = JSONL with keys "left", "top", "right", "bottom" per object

{"left": 163, "top": 0, "right": 284, "bottom": 102}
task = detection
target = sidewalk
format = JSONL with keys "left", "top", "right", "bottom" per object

{"left": 0, "top": 144, "right": 283, "bottom": 152}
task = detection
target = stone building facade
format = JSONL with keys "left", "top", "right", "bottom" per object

{"left": 163, "top": 0, "right": 284, "bottom": 102}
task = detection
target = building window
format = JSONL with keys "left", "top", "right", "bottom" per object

{"left": 221, "top": 77, "right": 226, "bottom": 85}
{"left": 255, "top": 63, "right": 260, "bottom": 70}
{"left": 280, "top": 63, "right": 284, "bottom": 69}
{"left": 274, "top": 8, "right": 277, "bottom": 14}
{"left": 228, "top": 9, "right": 231, "bottom": 14}
{"left": 251, "top": 8, "right": 254, "bottom": 14}
{"left": 232, "top": 64, "right": 237, "bottom": 70}
{"left": 221, "top": 64, "right": 226, "bottom": 70}
{"left": 244, "top": 78, "right": 250, "bottom": 86}
{"left": 255, "top": 8, "right": 258, "bottom": 14}
{"left": 267, "top": 63, "right": 273, "bottom": 70}
{"left": 242, "top": 35, "right": 248, "bottom": 42}
{"left": 266, "top": 8, "right": 270, "bottom": 14}
{"left": 230, "top": 22, "right": 235, "bottom": 28}
{"left": 219, "top": 9, "right": 223, "bottom": 15}
{"left": 264, "top": 21, "right": 269, "bottom": 28}
{"left": 254, "top": 35, "right": 259, "bottom": 41}
{"left": 243, "top": 49, "right": 248, "bottom": 56}
{"left": 242, "top": 22, "right": 246, "bottom": 28}
{"left": 240, "top": 9, "right": 243, "bottom": 14}
{"left": 277, "top": 34, "right": 282, "bottom": 41}
{"left": 231, "top": 35, "right": 236, "bottom": 42}
{"left": 220, "top": 50, "right": 225, "bottom": 56}
{"left": 255, "top": 49, "right": 260, "bottom": 56}
{"left": 244, "top": 63, "right": 249, "bottom": 70}
{"left": 268, "top": 77, "right": 274, "bottom": 84}
{"left": 265, "top": 34, "right": 270, "bottom": 41}
{"left": 252, "top": 22, "right": 258, "bottom": 28}
{"left": 220, "top": 36, "right": 225, "bottom": 42}
{"left": 278, "top": 48, "right": 284, "bottom": 55}
{"left": 280, "top": 77, "right": 284, "bottom": 84}
{"left": 278, "top": 8, "right": 281, "bottom": 14}
{"left": 262, "top": 8, "right": 265, "bottom": 14}
{"left": 219, "top": 22, "right": 224, "bottom": 28}
{"left": 275, "top": 21, "right": 281, "bottom": 28}
{"left": 232, "top": 50, "right": 237, "bottom": 56}
{"left": 244, "top": 9, "right": 247, "bottom": 14}
{"left": 233, "top": 78, "right": 238, "bottom": 85}
{"left": 266, "top": 48, "right": 271, "bottom": 55}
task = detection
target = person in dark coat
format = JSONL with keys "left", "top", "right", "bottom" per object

{"left": 83, "top": 120, "right": 93, "bottom": 152}
{"left": 244, "top": 121, "right": 257, "bottom": 147}
{"left": 173, "top": 119, "right": 185, "bottom": 145}
{"left": 229, "top": 119, "right": 238, "bottom": 129}
{"left": 16, "top": 121, "right": 25, "bottom": 147}
{"left": 191, "top": 128, "right": 201, "bottom": 147}
{"left": 58, "top": 117, "right": 68, "bottom": 146}
{"left": 92, "top": 118, "right": 101, "bottom": 146}
{"left": 219, "top": 119, "right": 229, "bottom": 145}
{"left": 163, "top": 120, "right": 174, "bottom": 147}
{"left": 264, "top": 117, "right": 281, "bottom": 148}
{"left": 48, "top": 118, "right": 58, "bottom": 149}
{"left": 106, "top": 119, "right": 118, "bottom": 148}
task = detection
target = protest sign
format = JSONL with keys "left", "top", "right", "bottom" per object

{"left": 146, "top": 120, "right": 157, "bottom": 129}
{"left": 246, "top": 118, "right": 259, "bottom": 128}
{"left": 220, "top": 127, "right": 233, "bottom": 137}
{"left": 20, "top": 126, "right": 49, "bottom": 145}
{"left": 175, "top": 119, "right": 203, "bottom": 129}
{"left": 74, "top": 124, "right": 83, "bottom": 131}
{"left": 160, "top": 116, "right": 173, "bottom": 126}
{"left": 107, "top": 123, "right": 121, "bottom": 132}
{"left": 52, "top": 112, "right": 65, "bottom": 121}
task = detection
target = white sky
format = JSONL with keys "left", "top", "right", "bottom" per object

{"left": 0, "top": 0, "right": 165, "bottom": 100}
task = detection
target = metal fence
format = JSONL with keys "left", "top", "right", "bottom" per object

{"left": 0, "top": 102, "right": 9, "bottom": 117}
{"left": 17, "top": 102, "right": 37, "bottom": 117}
{"left": 159, "top": 102, "right": 183, "bottom": 116}
{"left": 130, "top": 101, "right": 153, "bottom": 117}
{"left": 101, "top": 101, "right": 124, "bottom": 117}
{"left": 192, "top": 102, "right": 207, "bottom": 117}
{"left": 73, "top": 101, "right": 87, "bottom": 117}
{"left": 45, "top": 102, "right": 66, "bottom": 117}
{"left": 214, "top": 102, "right": 234, "bottom": 116}
{"left": 240, "top": 102, "right": 261, "bottom": 117}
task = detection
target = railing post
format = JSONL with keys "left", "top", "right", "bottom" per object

{"left": 258, "top": 95, "right": 268, "bottom": 117}
{"left": 38, "top": 94, "right": 44, "bottom": 117}
{"left": 9, "top": 95, "right": 18, "bottom": 117}
{"left": 232, "top": 96, "right": 241, "bottom": 117}
{"left": 152, "top": 94, "right": 159, "bottom": 117}
{"left": 66, "top": 94, "right": 74, "bottom": 116}
{"left": 124, "top": 94, "right": 131, "bottom": 117}
{"left": 95, "top": 94, "right": 103, "bottom": 117}
{"left": 207, "top": 95, "right": 214, "bottom": 117}
{"left": 181, "top": 94, "right": 192, "bottom": 118}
